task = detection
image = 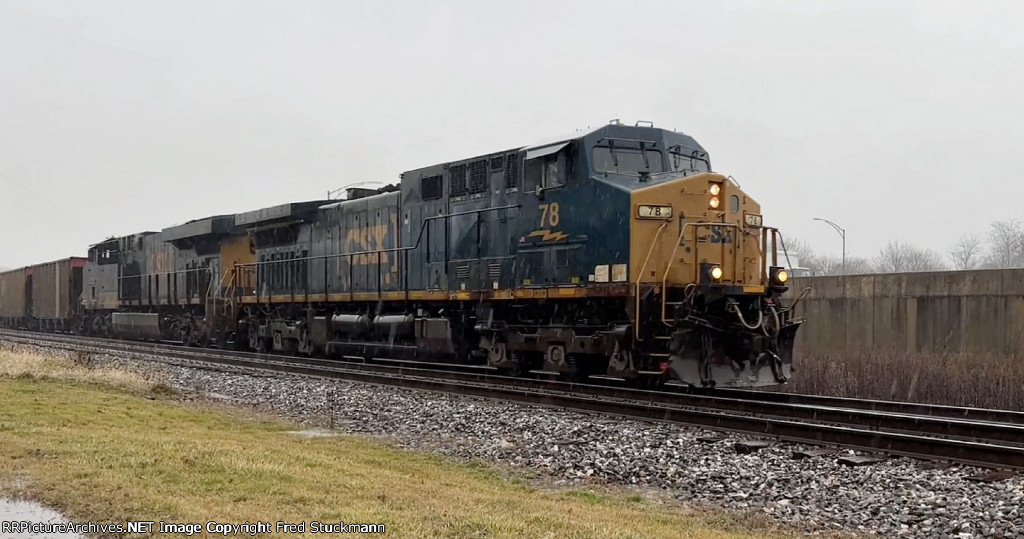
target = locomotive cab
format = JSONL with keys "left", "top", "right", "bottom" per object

{"left": 475, "top": 121, "right": 804, "bottom": 387}
{"left": 567, "top": 123, "right": 803, "bottom": 387}
{"left": 627, "top": 170, "right": 802, "bottom": 387}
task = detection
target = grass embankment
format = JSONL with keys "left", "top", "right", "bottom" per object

{"left": 787, "top": 350, "right": 1024, "bottom": 409}
{"left": 0, "top": 345, "right": 784, "bottom": 539}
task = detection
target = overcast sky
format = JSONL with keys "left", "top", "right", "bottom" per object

{"left": 1, "top": 0, "right": 1021, "bottom": 268}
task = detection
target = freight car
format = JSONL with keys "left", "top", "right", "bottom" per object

{"left": 1, "top": 120, "right": 805, "bottom": 388}
{"left": 0, "top": 257, "right": 85, "bottom": 331}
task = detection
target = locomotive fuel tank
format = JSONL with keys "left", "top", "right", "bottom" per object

{"left": 111, "top": 312, "right": 164, "bottom": 341}
{"left": 331, "top": 313, "right": 371, "bottom": 337}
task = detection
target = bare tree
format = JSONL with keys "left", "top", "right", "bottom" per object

{"left": 843, "top": 256, "right": 874, "bottom": 275}
{"left": 905, "top": 247, "right": 946, "bottom": 272}
{"left": 781, "top": 236, "right": 852, "bottom": 275}
{"left": 874, "top": 241, "right": 909, "bottom": 273}
{"left": 776, "top": 237, "right": 878, "bottom": 276}
{"left": 874, "top": 241, "right": 945, "bottom": 273}
{"left": 948, "top": 233, "right": 983, "bottom": 270}
{"left": 778, "top": 237, "right": 816, "bottom": 268}
{"left": 986, "top": 219, "right": 1024, "bottom": 268}
{"left": 812, "top": 255, "right": 842, "bottom": 275}
{"left": 806, "top": 254, "right": 875, "bottom": 275}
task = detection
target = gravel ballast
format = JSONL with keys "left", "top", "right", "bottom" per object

{"left": 52, "top": 349, "right": 1024, "bottom": 538}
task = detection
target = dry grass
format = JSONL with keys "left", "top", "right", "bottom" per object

{"left": 0, "top": 342, "right": 163, "bottom": 391}
{"left": 787, "top": 349, "right": 1024, "bottom": 409}
{"left": 0, "top": 348, "right": 791, "bottom": 539}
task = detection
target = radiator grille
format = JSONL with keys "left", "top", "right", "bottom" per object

{"left": 450, "top": 165, "right": 467, "bottom": 197}
{"left": 469, "top": 160, "right": 487, "bottom": 194}
{"left": 503, "top": 155, "right": 518, "bottom": 189}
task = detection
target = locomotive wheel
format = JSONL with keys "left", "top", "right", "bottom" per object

{"left": 506, "top": 352, "right": 525, "bottom": 377}
{"left": 488, "top": 343, "right": 524, "bottom": 376}
{"left": 297, "top": 326, "right": 314, "bottom": 356}
{"left": 247, "top": 324, "right": 261, "bottom": 352}
{"left": 605, "top": 343, "right": 637, "bottom": 379}
{"left": 558, "top": 353, "right": 585, "bottom": 383}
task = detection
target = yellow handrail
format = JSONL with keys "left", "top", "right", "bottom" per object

{"left": 660, "top": 221, "right": 742, "bottom": 324}
{"left": 633, "top": 222, "right": 668, "bottom": 340}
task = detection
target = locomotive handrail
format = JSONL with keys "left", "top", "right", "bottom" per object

{"left": 661, "top": 221, "right": 738, "bottom": 326}
{"left": 233, "top": 203, "right": 521, "bottom": 303}
{"left": 115, "top": 265, "right": 214, "bottom": 306}
{"left": 108, "top": 201, "right": 523, "bottom": 307}
{"left": 634, "top": 221, "right": 669, "bottom": 341}
{"left": 657, "top": 222, "right": 783, "bottom": 327}
{"left": 233, "top": 204, "right": 521, "bottom": 268}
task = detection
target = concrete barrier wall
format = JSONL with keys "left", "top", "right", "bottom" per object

{"left": 786, "top": 269, "right": 1024, "bottom": 356}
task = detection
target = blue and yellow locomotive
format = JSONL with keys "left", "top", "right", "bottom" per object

{"left": 64, "top": 120, "right": 803, "bottom": 387}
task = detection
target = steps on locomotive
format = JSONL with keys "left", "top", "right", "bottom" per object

{"left": 587, "top": 374, "right": 627, "bottom": 384}
{"left": 374, "top": 356, "right": 499, "bottom": 373}
{"left": 528, "top": 370, "right": 562, "bottom": 377}
{"left": 638, "top": 332, "right": 676, "bottom": 377}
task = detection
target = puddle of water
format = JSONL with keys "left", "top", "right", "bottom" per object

{"left": 203, "top": 392, "right": 238, "bottom": 402}
{"left": 0, "top": 498, "right": 84, "bottom": 538}
{"left": 285, "top": 428, "right": 339, "bottom": 438}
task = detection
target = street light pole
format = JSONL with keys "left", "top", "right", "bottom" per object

{"left": 813, "top": 217, "right": 846, "bottom": 275}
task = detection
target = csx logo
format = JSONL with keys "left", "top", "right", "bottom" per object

{"left": 344, "top": 218, "right": 399, "bottom": 285}
{"left": 706, "top": 226, "right": 732, "bottom": 244}
{"left": 346, "top": 224, "right": 391, "bottom": 265}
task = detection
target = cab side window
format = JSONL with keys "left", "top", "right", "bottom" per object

{"left": 525, "top": 144, "right": 572, "bottom": 192}
{"left": 542, "top": 153, "right": 566, "bottom": 188}
{"left": 524, "top": 159, "right": 541, "bottom": 192}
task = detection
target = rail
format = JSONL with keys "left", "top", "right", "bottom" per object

{"left": 4, "top": 328, "right": 1023, "bottom": 470}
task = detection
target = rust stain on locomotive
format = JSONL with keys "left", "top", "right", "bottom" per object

{"left": 146, "top": 249, "right": 175, "bottom": 275}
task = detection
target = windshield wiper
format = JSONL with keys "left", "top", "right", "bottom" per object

{"left": 638, "top": 141, "right": 650, "bottom": 170}
{"left": 669, "top": 145, "right": 710, "bottom": 172}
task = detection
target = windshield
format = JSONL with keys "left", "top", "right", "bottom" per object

{"left": 669, "top": 151, "right": 710, "bottom": 173}
{"left": 592, "top": 147, "right": 664, "bottom": 174}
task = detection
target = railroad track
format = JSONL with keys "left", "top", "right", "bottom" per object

{"left": 2, "top": 328, "right": 1023, "bottom": 471}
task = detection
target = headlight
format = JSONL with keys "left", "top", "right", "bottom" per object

{"left": 709, "top": 196, "right": 720, "bottom": 209}
{"left": 709, "top": 183, "right": 721, "bottom": 196}
{"left": 701, "top": 262, "right": 724, "bottom": 283}
{"left": 769, "top": 266, "right": 789, "bottom": 286}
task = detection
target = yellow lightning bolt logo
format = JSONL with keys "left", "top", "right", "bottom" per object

{"left": 528, "top": 230, "right": 569, "bottom": 242}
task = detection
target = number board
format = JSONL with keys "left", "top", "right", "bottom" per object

{"left": 744, "top": 213, "right": 763, "bottom": 228}
{"left": 637, "top": 204, "right": 672, "bottom": 220}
